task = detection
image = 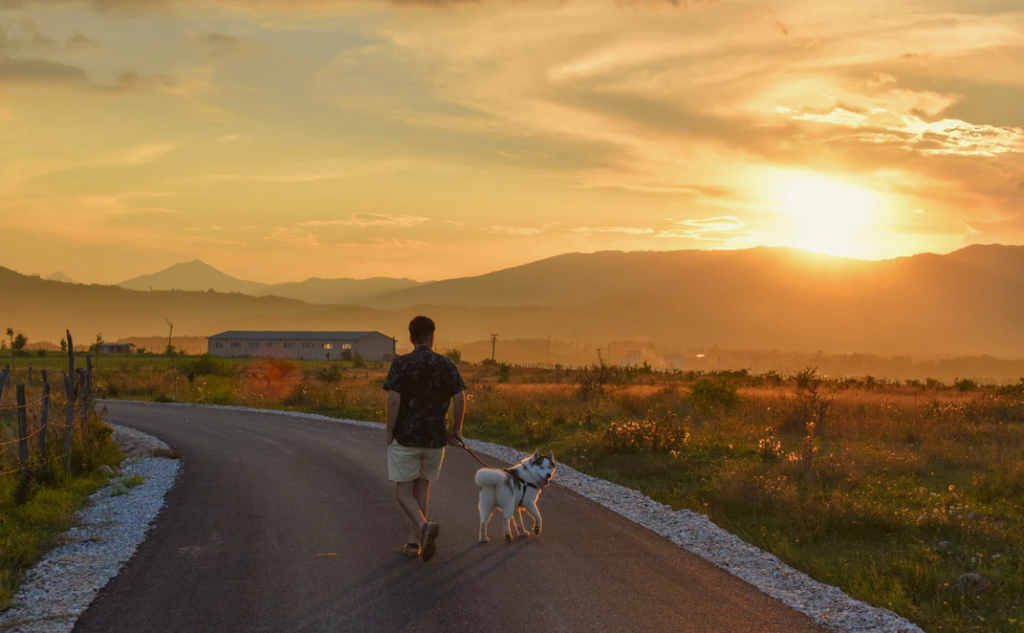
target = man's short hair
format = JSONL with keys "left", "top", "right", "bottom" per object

{"left": 409, "top": 316, "right": 435, "bottom": 344}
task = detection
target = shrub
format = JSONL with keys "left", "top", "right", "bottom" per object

{"left": 444, "top": 349, "right": 463, "bottom": 364}
{"left": 603, "top": 410, "right": 689, "bottom": 454}
{"left": 954, "top": 378, "right": 977, "bottom": 392}
{"left": 497, "top": 362, "right": 511, "bottom": 384}
{"left": 688, "top": 377, "right": 740, "bottom": 413}
{"left": 758, "top": 426, "right": 783, "bottom": 462}
{"left": 316, "top": 364, "right": 343, "bottom": 383}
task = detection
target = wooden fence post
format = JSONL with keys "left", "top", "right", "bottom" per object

{"left": 0, "top": 365, "right": 9, "bottom": 410}
{"left": 28, "top": 366, "right": 33, "bottom": 386}
{"left": 40, "top": 370, "right": 50, "bottom": 469}
{"left": 16, "top": 383, "right": 28, "bottom": 472}
{"left": 65, "top": 331, "right": 75, "bottom": 472}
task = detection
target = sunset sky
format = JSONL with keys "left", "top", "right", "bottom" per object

{"left": 1, "top": 0, "right": 1022, "bottom": 284}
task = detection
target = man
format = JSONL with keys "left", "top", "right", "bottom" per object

{"left": 383, "top": 316, "right": 466, "bottom": 563}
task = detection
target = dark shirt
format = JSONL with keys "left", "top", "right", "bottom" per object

{"left": 383, "top": 346, "right": 466, "bottom": 449}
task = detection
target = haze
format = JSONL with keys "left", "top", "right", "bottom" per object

{"left": 1, "top": 0, "right": 1022, "bottom": 285}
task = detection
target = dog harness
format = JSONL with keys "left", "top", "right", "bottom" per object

{"left": 505, "top": 468, "right": 541, "bottom": 507}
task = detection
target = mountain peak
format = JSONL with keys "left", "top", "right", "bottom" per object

{"left": 45, "top": 271, "right": 79, "bottom": 284}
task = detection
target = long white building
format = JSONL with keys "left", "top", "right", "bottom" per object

{"left": 207, "top": 331, "right": 396, "bottom": 362}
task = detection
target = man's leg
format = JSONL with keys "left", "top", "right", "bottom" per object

{"left": 395, "top": 480, "right": 427, "bottom": 539}
{"left": 406, "top": 478, "right": 430, "bottom": 544}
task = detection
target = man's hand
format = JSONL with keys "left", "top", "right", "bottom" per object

{"left": 385, "top": 431, "right": 394, "bottom": 446}
{"left": 447, "top": 428, "right": 464, "bottom": 446}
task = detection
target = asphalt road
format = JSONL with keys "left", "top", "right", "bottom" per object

{"left": 75, "top": 401, "right": 822, "bottom": 633}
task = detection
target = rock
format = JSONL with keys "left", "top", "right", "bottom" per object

{"left": 938, "top": 541, "right": 951, "bottom": 549}
{"left": 953, "top": 573, "right": 993, "bottom": 595}
{"left": 96, "top": 465, "right": 115, "bottom": 478}
{"left": 966, "top": 512, "right": 977, "bottom": 520}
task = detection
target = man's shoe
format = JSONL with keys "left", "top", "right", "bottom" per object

{"left": 402, "top": 542, "right": 421, "bottom": 557}
{"left": 420, "top": 523, "right": 440, "bottom": 562}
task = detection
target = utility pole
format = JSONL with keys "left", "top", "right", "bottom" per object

{"left": 490, "top": 334, "right": 498, "bottom": 362}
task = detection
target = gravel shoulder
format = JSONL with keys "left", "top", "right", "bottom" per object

{"left": 0, "top": 425, "right": 179, "bottom": 633}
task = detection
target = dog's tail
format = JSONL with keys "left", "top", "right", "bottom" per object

{"left": 474, "top": 469, "right": 508, "bottom": 488}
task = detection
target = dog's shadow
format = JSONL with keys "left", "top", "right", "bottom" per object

{"left": 276, "top": 538, "right": 538, "bottom": 633}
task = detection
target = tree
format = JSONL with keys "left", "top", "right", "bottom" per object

{"left": 444, "top": 349, "right": 463, "bottom": 364}
{"left": 11, "top": 332, "right": 27, "bottom": 351}
{"left": 5, "top": 327, "right": 12, "bottom": 350}
{"left": 60, "top": 338, "right": 67, "bottom": 353}
{"left": 91, "top": 332, "right": 104, "bottom": 354}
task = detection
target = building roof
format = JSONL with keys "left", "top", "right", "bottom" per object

{"left": 208, "top": 331, "right": 388, "bottom": 341}
{"left": 99, "top": 342, "right": 135, "bottom": 348}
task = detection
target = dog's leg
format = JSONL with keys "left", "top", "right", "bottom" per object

{"left": 514, "top": 507, "right": 528, "bottom": 537}
{"left": 522, "top": 497, "right": 543, "bottom": 536}
{"left": 478, "top": 489, "right": 494, "bottom": 543}
{"left": 500, "top": 504, "right": 515, "bottom": 543}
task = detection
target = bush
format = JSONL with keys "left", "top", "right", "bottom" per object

{"left": 179, "top": 355, "right": 228, "bottom": 378}
{"left": 603, "top": 410, "right": 689, "bottom": 454}
{"left": 444, "top": 349, "right": 463, "bottom": 364}
{"left": 954, "top": 378, "right": 977, "bottom": 392}
{"left": 688, "top": 377, "right": 740, "bottom": 413}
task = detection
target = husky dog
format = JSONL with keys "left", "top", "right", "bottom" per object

{"left": 475, "top": 450, "right": 556, "bottom": 543}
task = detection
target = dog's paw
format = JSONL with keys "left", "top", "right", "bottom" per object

{"left": 505, "top": 534, "right": 513, "bottom": 543}
{"left": 479, "top": 537, "right": 490, "bottom": 544}
{"left": 533, "top": 525, "right": 541, "bottom": 536}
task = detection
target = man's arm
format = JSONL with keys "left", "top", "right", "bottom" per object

{"left": 448, "top": 391, "right": 466, "bottom": 445}
{"left": 385, "top": 389, "right": 401, "bottom": 445}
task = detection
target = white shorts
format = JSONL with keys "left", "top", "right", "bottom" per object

{"left": 387, "top": 443, "right": 445, "bottom": 482}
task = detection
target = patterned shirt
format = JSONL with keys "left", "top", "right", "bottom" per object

{"left": 383, "top": 346, "right": 467, "bottom": 449}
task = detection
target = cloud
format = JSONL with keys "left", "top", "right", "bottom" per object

{"left": 107, "top": 142, "right": 178, "bottom": 165}
{"left": 657, "top": 216, "right": 762, "bottom": 247}
{"left": 264, "top": 227, "right": 320, "bottom": 249}
{"left": 194, "top": 32, "right": 239, "bottom": 56}
{"left": 488, "top": 226, "right": 543, "bottom": 236}
{"left": 0, "top": 57, "right": 85, "bottom": 83}
{"left": 568, "top": 226, "right": 654, "bottom": 234}
{"left": 299, "top": 213, "right": 430, "bottom": 228}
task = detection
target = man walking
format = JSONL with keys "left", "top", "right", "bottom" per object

{"left": 383, "top": 316, "right": 466, "bottom": 562}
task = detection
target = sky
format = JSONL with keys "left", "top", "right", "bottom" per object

{"left": 0, "top": 0, "right": 1022, "bottom": 284}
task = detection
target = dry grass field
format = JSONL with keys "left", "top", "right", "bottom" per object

{"left": 4, "top": 352, "right": 1021, "bottom": 632}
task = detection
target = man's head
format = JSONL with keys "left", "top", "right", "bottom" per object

{"left": 409, "top": 316, "right": 435, "bottom": 347}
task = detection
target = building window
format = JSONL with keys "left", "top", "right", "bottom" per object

{"left": 231, "top": 342, "right": 241, "bottom": 349}
{"left": 342, "top": 343, "right": 352, "bottom": 350}
{"left": 323, "top": 343, "right": 333, "bottom": 350}
{"left": 266, "top": 342, "right": 275, "bottom": 348}
{"left": 284, "top": 342, "right": 295, "bottom": 349}
{"left": 213, "top": 342, "right": 223, "bottom": 348}
{"left": 303, "top": 342, "right": 313, "bottom": 349}
{"left": 248, "top": 342, "right": 258, "bottom": 348}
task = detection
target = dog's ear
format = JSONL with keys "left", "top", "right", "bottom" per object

{"left": 533, "top": 449, "right": 540, "bottom": 459}
{"left": 546, "top": 451, "right": 554, "bottom": 461}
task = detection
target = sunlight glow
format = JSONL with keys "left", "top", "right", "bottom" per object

{"left": 775, "top": 175, "right": 879, "bottom": 258}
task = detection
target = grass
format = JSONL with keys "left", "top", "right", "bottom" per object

{"left": 0, "top": 397, "right": 121, "bottom": 610}
{"left": 7, "top": 352, "right": 1024, "bottom": 632}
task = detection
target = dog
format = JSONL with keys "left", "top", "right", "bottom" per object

{"left": 475, "top": 450, "right": 556, "bottom": 543}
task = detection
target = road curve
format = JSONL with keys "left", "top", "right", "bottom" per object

{"left": 75, "top": 401, "right": 822, "bottom": 633}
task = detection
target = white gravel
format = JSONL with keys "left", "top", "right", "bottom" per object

{"left": 4, "top": 402, "right": 925, "bottom": 633}
{"left": 0, "top": 425, "right": 179, "bottom": 633}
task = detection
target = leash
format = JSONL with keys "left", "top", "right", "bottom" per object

{"left": 454, "top": 439, "right": 496, "bottom": 469}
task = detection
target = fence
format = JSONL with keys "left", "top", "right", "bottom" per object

{"left": 0, "top": 331, "right": 93, "bottom": 480}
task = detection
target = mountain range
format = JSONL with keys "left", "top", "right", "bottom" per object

{"left": 118, "top": 260, "right": 422, "bottom": 305}
{"left": 1, "top": 244, "right": 1022, "bottom": 359}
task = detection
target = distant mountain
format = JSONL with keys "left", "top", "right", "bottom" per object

{"left": 45, "top": 271, "right": 78, "bottom": 284}
{"left": 4, "top": 245, "right": 1023, "bottom": 359}
{"left": 263, "top": 277, "right": 421, "bottom": 305}
{"left": 118, "top": 260, "right": 423, "bottom": 305}
{"left": 119, "top": 260, "right": 270, "bottom": 295}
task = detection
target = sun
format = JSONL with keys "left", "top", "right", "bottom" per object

{"left": 775, "top": 174, "right": 878, "bottom": 258}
